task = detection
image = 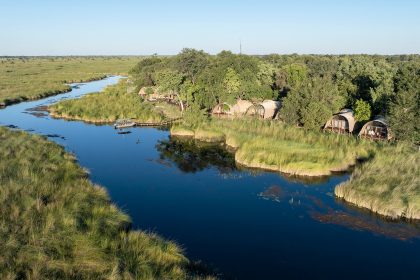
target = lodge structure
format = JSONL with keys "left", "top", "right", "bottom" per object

{"left": 358, "top": 116, "right": 392, "bottom": 140}
{"left": 324, "top": 109, "right": 356, "bottom": 134}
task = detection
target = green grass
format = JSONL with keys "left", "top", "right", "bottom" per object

{"left": 0, "top": 126, "right": 199, "bottom": 279}
{"left": 175, "top": 117, "right": 420, "bottom": 220}
{"left": 173, "top": 118, "right": 374, "bottom": 176}
{"left": 335, "top": 144, "right": 420, "bottom": 220}
{"left": 49, "top": 80, "right": 166, "bottom": 123}
{"left": 0, "top": 57, "right": 141, "bottom": 106}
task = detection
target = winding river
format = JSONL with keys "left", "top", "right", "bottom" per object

{"left": 1, "top": 76, "right": 420, "bottom": 279}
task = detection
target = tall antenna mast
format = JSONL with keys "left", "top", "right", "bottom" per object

{"left": 240, "top": 40, "right": 242, "bottom": 55}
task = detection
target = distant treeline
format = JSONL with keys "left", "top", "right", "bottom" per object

{"left": 130, "top": 50, "right": 419, "bottom": 143}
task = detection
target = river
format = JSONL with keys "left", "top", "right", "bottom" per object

{"left": 1, "top": 76, "right": 419, "bottom": 280}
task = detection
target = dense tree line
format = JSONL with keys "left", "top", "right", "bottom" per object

{"left": 130, "top": 49, "right": 419, "bottom": 144}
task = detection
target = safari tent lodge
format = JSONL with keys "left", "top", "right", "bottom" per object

{"left": 260, "top": 100, "right": 281, "bottom": 119}
{"left": 358, "top": 116, "right": 392, "bottom": 140}
{"left": 245, "top": 104, "right": 265, "bottom": 118}
{"left": 230, "top": 99, "right": 254, "bottom": 116}
{"left": 212, "top": 103, "right": 233, "bottom": 116}
{"left": 324, "top": 109, "right": 355, "bottom": 134}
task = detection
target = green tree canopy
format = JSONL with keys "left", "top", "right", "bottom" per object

{"left": 354, "top": 99, "right": 372, "bottom": 122}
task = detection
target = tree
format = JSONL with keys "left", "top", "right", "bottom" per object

{"left": 156, "top": 69, "right": 185, "bottom": 111}
{"left": 130, "top": 56, "right": 162, "bottom": 87}
{"left": 282, "top": 77, "right": 345, "bottom": 129}
{"left": 282, "top": 63, "right": 308, "bottom": 90}
{"left": 176, "top": 48, "right": 209, "bottom": 85}
{"left": 389, "top": 90, "right": 419, "bottom": 143}
{"left": 354, "top": 99, "right": 371, "bottom": 122}
{"left": 222, "top": 67, "right": 240, "bottom": 103}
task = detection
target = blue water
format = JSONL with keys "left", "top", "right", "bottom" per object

{"left": 1, "top": 77, "right": 420, "bottom": 280}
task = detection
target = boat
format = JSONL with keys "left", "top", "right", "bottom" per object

{"left": 114, "top": 119, "right": 136, "bottom": 129}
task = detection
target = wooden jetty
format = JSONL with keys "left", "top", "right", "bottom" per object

{"left": 134, "top": 117, "right": 182, "bottom": 127}
{"left": 114, "top": 118, "right": 182, "bottom": 129}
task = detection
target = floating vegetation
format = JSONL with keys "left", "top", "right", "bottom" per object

{"left": 259, "top": 185, "right": 284, "bottom": 202}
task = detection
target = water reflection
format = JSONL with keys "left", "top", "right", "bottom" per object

{"left": 156, "top": 137, "right": 236, "bottom": 173}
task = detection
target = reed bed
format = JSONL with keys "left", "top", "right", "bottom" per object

{"left": 335, "top": 144, "right": 420, "bottom": 220}
{"left": 173, "top": 118, "right": 373, "bottom": 176}
{"left": 0, "top": 127, "right": 204, "bottom": 279}
{"left": 49, "top": 80, "right": 165, "bottom": 123}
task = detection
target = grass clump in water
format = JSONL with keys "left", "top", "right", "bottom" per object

{"left": 0, "top": 127, "right": 203, "bottom": 279}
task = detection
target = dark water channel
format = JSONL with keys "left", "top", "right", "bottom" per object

{"left": 1, "top": 77, "right": 419, "bottom": 279}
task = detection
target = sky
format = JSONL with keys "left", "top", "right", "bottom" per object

{"left": 0, "top": 0, "right": 419, "bottom": 55}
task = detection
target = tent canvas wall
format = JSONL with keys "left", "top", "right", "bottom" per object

{"left": 260, "top": 100, "right": 281, "bottom": 119}
{"left": 230, "top": 99, "right": 253, "bottom": 116}
{"left": 245, "top": 104, "right": 265, "bottom": 118}
{"left": 324, "top": 109, "right": 356, "bottom": 133}
{"left": 358, "top": 116, "right": 391, "bottom": 140}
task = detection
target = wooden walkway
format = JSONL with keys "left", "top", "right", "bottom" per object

{"left": 134, "top": 117, "right": 182, "bottom": 127}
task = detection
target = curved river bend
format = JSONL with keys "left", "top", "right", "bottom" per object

{"left": 1, "top": 77, "right": 420, "bottom": 280}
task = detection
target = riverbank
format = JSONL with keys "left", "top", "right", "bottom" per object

{"left": 171, "top": 118, "right": 374, "bottom": 177}
{"left": 49, "top": 80, "right": 182, "bottom": 125}
{"left": 335, "top": 144, "right": 420, "bottom": 220}
{"left": 49, "top": 80, "right": 163, "bottom": 124}
{"left": 0, "top": 57, "right": 140, "bottom": 107}
{"left": 0, "top": 126, "right": 197, "bottom": 279}
{"left": 172, "top": 118, "right": 420, "bottom": 220}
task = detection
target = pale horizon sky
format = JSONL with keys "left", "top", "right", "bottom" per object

{"left": 0, "top": 0, "right": 419, "bottom": 56}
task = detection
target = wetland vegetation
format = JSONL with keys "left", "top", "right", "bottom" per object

{"left": 0, "top": 56, "right": 140, "bottom": 106}
{"left": 49, "top": 80, "right": 174, "bottom": 124}
{"left": 0, "top": 126, "right": 205, "bottom": 279}
{"left": 45, "top": 50, "right": 420, "bottom": 220}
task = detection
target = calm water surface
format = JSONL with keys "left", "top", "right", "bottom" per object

{"left": 1, "top": 77, "right": 420, "bottom": 280}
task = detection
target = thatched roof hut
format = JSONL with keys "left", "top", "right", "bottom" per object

{"left": 358, "top": 116, "right": 392, "bottom": 140}
{"left": 245, "top": 104, "right": 265, "bottom": 118}
{"left": 230, "top": 99, "right": 253, "bottom": 116}
{"left": 260, "top": 100, "right": 281, "bottom": 119}
{"left": 324, "top": 109, "right": 356, "bottom": 134}
{"left": 212, "top": 103, "right": 233, "bottom": 115}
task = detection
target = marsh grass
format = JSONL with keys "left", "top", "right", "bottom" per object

{"left": 0, "top": 57, "right": 140, "bottom": 105}
{"left": 49, "top": 80, "right": 165, "bottom": 123}
{"left": 335, "top": 144, "right": 420, "bottom": 220}
{"left": 173, "top": 118, "right": 373, "bottom": 176}
{"left": 0, "top": 127, "right": 202, "bottom": 279}
{"left": 174, "top": 118, "right": 420, "bottom": 220}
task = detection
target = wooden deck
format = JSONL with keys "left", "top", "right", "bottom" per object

{"left": 134, "top": 117, "right": 182, "bottom": 127}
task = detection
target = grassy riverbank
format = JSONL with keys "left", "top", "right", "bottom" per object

{"left": 0, "top": 56, "right": 140, "bottom": 106}
{"left": 335, "top": 144, "right": 420, "bottom": 220}
{"left": 0, "top": 126, "right": 207, "bottom": 279}
{"left": 171, "top": 118, "right": 374, "bottom": 176}
{"left": 49, "top": 80, "right": 177, "bottom": 124}
{"left": 173, "top": 117, "right": 420, "bottom": 220}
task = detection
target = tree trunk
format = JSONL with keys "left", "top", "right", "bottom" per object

{"left": 176, "top": 93, "right": 185, "bottom": 112}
